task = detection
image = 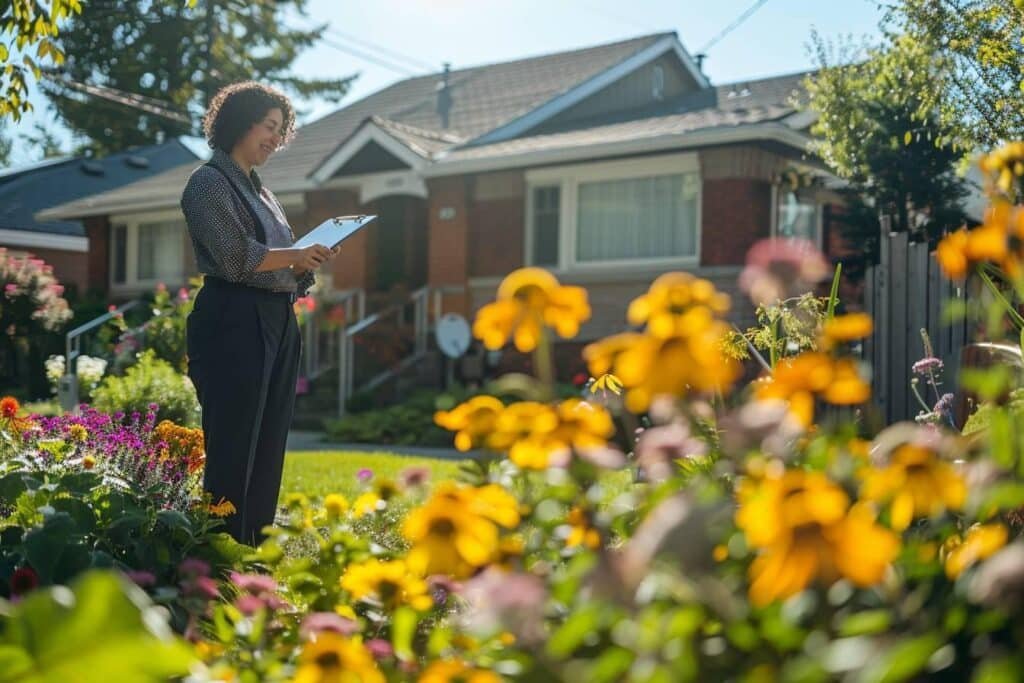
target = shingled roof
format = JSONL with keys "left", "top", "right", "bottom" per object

{"left": 38, "top": 34, "right": 814, "bottom": 220}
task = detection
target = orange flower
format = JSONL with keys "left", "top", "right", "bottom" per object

{"left": 936, "top": 229, "right": 969, "bottom": 280}
{"left": 945, "top": 523, "right": 1008, "bottom": 579}
{"left": 821, "top": 313, "right": 873, "bottom": 344}
{"left": 860, "top": 444, "right": 966, "bottom": 531}
{"left": 0, "top": 396, "right": 20, "bottom": 418}
{"left": 208, "top": 498, "right": 237, "bottom": 517}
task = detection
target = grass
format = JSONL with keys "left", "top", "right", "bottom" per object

{"left": 280, "top": 450, "right": 467, "bottom": 500}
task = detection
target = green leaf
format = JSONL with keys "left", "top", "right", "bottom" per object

{"left": 904, "top": 130, "right": 912, "bottom": 145}
{"left": 154, "top": 510, "right": 193, "bottom": 537}
{"left": 22, "top": 512, "right": 76, "bottom": 584}
{"left": 547, "top": 603, "right": 603, "bottom": 657}
{"left": 839, "top": 609, "right": 891, "bottom": 636}
{"left": 863, "top": 633, "right": 943, "bottom": 683}
{"left": 972, "top": 656, "right": 1020, "bottom": 683}
{"left": 391, "top": 606, "right": 418, "bottom": 661}
{"left": 0, "top": 570, "right": 194, "bottom": 683}
{"left": 592, "top": 646, "right": 634, "bottom": 683}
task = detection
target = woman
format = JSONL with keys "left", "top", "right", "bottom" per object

{"left": 181, "top": 81, "right": 337, "bottom": 544}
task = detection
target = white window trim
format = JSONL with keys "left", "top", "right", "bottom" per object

{"left": 109, "top": 208, "right": 188, "bottom": 294}
{"left": 524, "top": 153, "right": 702, "bottom": 273}
{"left": 770, "top": 184, "right": 824, "bottom": 247}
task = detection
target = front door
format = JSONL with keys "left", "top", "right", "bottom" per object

{"left": 372, "top": 195, "right": 427, "bottom": 294}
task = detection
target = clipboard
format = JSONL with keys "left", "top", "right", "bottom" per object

{"left": 293, "top": 214, "right": 377, "bottom": 250}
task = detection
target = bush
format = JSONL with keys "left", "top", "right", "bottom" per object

{"left": 91, "top": 350, "right": 200, "bottom": 427}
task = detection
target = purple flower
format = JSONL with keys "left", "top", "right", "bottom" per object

{"left": 356, "top": 468, "right": 373, "bottom": 483}
{"left": 235, "top": 594, "right": 267, "bottom": 616}
{"left": 934, "top": 392, "right": 955, "bottom": 415}
{"left": 913, "top": 357, "right": 944, "bottom": 376}
{"left": 399, "top": 466, "right": 431, "bottom": 488}
{"left": 182, "top": 576, "right": 219, "bottom": 600}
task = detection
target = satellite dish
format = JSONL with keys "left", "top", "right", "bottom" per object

{"left": 435, "top": 313, "right": 471, "bottom": 359}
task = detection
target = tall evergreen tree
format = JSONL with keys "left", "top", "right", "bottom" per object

{"left": 41, "top": 0, "right": 354, "bottom": 155}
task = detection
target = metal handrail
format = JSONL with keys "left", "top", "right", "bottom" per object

{"left": 59, "top": 299, "right": 142, "bottom": 411}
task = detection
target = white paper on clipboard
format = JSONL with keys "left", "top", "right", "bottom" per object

{"left": 293, "top": 214, "right": 377, "bottom": 250}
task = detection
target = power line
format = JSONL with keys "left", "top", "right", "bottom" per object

{"left": 697, "top": 0, "right": 771, "bottom": 55}
{"left": 45, "top": 75, "right": 193, "bottom": 124}
{"left": 323, "top": 28, "right": 437, "bottom": 72}
{"left": 318, "top": 36, "right": 423, "bottom": 77}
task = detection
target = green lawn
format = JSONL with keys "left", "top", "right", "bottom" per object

{"left": 280, "top": 450, "right": 466, "bottom": 500}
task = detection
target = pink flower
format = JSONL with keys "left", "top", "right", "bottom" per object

{"left": 365, "top": 639, "right": 394, "bottom": 660}
{"left": 739, "top": 238, "right": 830, "bottom": 305}
{"left": 177, "top": 288, "right": 189, "bottom": 301}
{"left": 399, "top": 466, "right": 431, "bottom": 488}
{"left": 299, "top": 612, "right": 360, "bottom": 638}
{"left": 156, "top": 282, "right": 167, "bottom": 293}
{"left": 178, "top": 557, "right": 211, "bottom": 578}
{"left": 235, "top": 594, "right": 267, "bottom": 616}
{"left": 230, "top": 571, "right": 277, "bottom": 594}
{"left": 357, "top": 468, "right": 373, "bottom": 483}
{"left": 125, "top": 570, "right": 157, "bottom": 587}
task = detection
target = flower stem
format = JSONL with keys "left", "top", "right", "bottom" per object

{"left": 978, "top": 266, "right": 1024, "bottom": 330}
{"left": 534, "top": 328, "right": 555, "bottom": 395}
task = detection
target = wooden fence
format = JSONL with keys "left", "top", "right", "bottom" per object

{"left": 863, "top": 225, "right": 968, "bottom": 424}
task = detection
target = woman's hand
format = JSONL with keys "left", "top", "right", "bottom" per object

{"left": 293, "top": 244, "right": 333, "bottom": 272}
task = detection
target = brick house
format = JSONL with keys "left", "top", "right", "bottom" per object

{"left": 38, "top": 32, "right": 843, "bottom": 396}
{"left": 2, "top": 140, "right": 197, "bottom": 296}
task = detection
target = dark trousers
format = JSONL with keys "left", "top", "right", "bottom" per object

{"left": 186, "top": 278, "right": 301, "bottom": 545}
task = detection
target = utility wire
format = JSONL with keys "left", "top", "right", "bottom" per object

{"left": 45, "top": 75, "right": 192, "bottom": 124}
{"left": 323, "top": 28, "right": 437, "bottom": 72}
{"left": 318, "top": 36, "right": 423, "bottom": 77}
{"left": 697, "top": 0, "right": 771, "bottom": 55}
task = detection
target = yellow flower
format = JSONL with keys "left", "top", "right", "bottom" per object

{"left": 293, "top": 633, "right": 384, "bottom": 683}
{"left": 353, "top": 492, "right": 381, "bottom": 518}
{"left": 936, "top": 228, "right": 970, "bottom": 280}
{"left": 68, "top": 424, "right": 89, "bottom": 442}
{"left": 860, "top": 444, "right": 966, "bottom": 531}
{"left": 435, "top": 396, "right": 505, "bottom": 452}
{"left": 493, "top": 399, "right": 614, "bottom": 469}
{"left": 82, "top": 454, "right": 96, "bottom": 470}
{"left": 418, "top": 660, "right": 501, "bottom": 683}
{"left": 945, "top": 523, "right": 1008, "bottom": 579}
{"left": 589, "top": 373, "right": 623, "bottom": 395}
{"left": 565, "top": 507, "right": 600, "bottom": 549}
{"left": 472, "top": 267, "right": 590, "bottom": 352}
{"left": 403, "top": 483, "right": 519, "bottom": 578}
{"left": 324, "top": 494, "right": 349, "bottom": 519}
{"left": 756, "top": 353, "right": 869, "bottom": 427}
{"left": 341, "top": 559, "right": 433, "bottom": 611}
{"left": 627, "top": 272, "right": 730, "bottom": 338}
{"left": 737, "top": 470, "right": 899, "bottom": 606}
{"left": 335, "top": 604, "right": 357, "bottom": 620}
{"left": 208, "top": 498, "right": 237, "bottom": 518}
{"left": 822, "top": 313, "right": 873, "bottom": 344}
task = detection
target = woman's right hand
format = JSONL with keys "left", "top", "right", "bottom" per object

{"left": 293, "top": 244, "right": 333, "bottom": 272}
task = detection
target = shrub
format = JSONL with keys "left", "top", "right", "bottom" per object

{"left": 91, "top": 350, "right": 200, "bottom": 428}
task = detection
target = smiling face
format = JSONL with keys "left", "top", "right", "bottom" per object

{"left": 234, "top": 107, "right": 285, "bottom": 168}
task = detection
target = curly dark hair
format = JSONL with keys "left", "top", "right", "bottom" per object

{"left": 202, "top": 81, "right": 296, "bottom": 153}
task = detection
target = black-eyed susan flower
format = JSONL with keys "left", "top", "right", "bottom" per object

{"left": 402, "top": 483, "right": 520, "bottom": 579}
{"left": 589, "top": 373, "right": 623, "bottom": 396}
{"left": 208, "top": 497, "right": 237, "bottom": 518}
{"left": 627, "top": 272, "right": 730, "bottom": 338}
{"left": 340, "top": 559, "right": 433, "bottom": 611}
{"left": 353, "top": 491, "right": 382, "bottom": 518}
{"left": 860, "top": 444, "right": 966, "bottom": 531}
{"left": 434, "top": 395, "right": 505, "bottom": 452}
{"left": 472, "top": 267, "right": 590, "bottom": 352}
{"left": 418, "top": 659, "right": 501, "bottom": 683}
{"left": 737, "top": 469, "right": 899, "bottom": 606}
{"left": 945, "top": 523, "right": 1008, "bottom": 579}
{"left": 292, "top": 633, "right": 384, "bottom": 683}
{"left": 323, "top": 494, "right": 349, "bottom": 520}
{"left": 755, "top": 352, "right": 869, "bottom": 427}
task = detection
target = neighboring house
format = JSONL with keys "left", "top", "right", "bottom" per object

{"left": 39, "top": 32, "right": 841, "bottom": 341}
{"left": 1, "top": 140, "right": 198, "bottom": 295}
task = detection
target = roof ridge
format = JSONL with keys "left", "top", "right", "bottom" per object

{"left": 372, "top": 117, "right": 465, "bottom": 144}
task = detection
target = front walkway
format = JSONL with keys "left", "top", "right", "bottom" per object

{"left": 286, "top": 430, "right": 480, "bottom": 460}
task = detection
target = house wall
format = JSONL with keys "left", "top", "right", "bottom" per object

{"left": 84, "top": 216, "right": 110, "bottom": 294}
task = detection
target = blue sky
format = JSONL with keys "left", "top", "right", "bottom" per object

{"left": 6, "top": 0, "right": 885, "bottom": 164}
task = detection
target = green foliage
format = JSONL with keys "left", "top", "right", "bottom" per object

{"left": 45, "top": 0, "right": 355, "bottom": 155}
{"left": 0, "top": 570, "right": 195, "bottom": 683}
{"left": 884, "top": 0, "right": 1024, "bottom": 150}
{"left": 0, "top": 0, "right": 82, "bottom": 122}
{"left": 280, "top": 451, "right": 463, "bottom": 501}
{"left": 803, "top": 31, "right": 968, "bottom": 259}
{"left": 725, "top": 294, "right": 827, "bottom": 367}
{"left": 91, "top": 350, "right": 200, "bottom": 427}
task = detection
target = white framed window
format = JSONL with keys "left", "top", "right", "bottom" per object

{"left": 772, "top": 186, "right": 823, "bottom": 246}
{"left": 525, "top": 153, "right": 701, "bottom": 272}
{"left": 110, "top": 209, "right": 186, "bottom": 292}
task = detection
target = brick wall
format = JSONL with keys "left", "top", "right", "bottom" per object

{"left": 24, "top": 247, "right": 89, "bottom": 295}
{"left": 427, "top": 176, "right": 470, "bottom": 314}
{"left": 700, "top": 178, "right": 772, "bottom": 266}
{"left": 84, "top": 216, "right": 110, "bottom": 293}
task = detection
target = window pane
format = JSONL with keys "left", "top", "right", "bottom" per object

{"left": 137, "top": 220, "right": 184, "bottom": 281}
{"left": 777, "top": 191, "right": 817, "bottom": 243}
{"left": 532, "top": 186, "right": 560, "bottom": 266}
{"left": 576, "top": 173, "right": 698, "bottom": 262}
{"left": 112, "top": 224, "right": 127, "bottom": 284}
